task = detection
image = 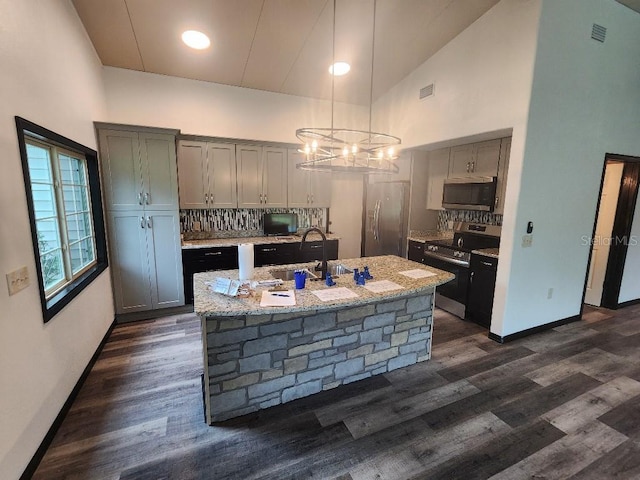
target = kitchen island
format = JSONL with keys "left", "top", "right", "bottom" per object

{"left": 194, "top": 255, "right": 454, "bottom": 423}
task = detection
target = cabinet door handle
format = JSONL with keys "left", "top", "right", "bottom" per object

{"left": 211, "top": 194, "right": 215, "bottom": 204}
{"left": 466, "top": 162, "right": 470, "bottom": 173}
{"left": 261, "top": 248, "right": 276, "bottom": 252}
{"left": 205, "top": 251, "right": 222, "bottom": 256}
{"left": 140, "top": 216, "right": 145, "bottom": 228}
{"left": 310, "top": 194, "right": 314, "bottom": 204}
{"left": 494, "top": 196, "right": 499, "bottom": 208}
{"left": 146, "top": 216, "right": 152, "bottom": 228}
{"left": 205, "top": 193, "right": 209, "bottom": 204}
{"left": 470, "top": 271, "right": 474, "bottom": 283}
{"left": 471, "top": 161, "right": 475, "bottom": 172}
{"left": 138, "top": 192, "right": 143, "bottom": 205}
{"left": 259, "top": 193, "right": 263, "bottom": 203}
{"left": 264, "top": 194, "right": 267, "bottom": 204}
{"left": 310, "top": 245, "right": 322, "bottom": 249}
{"left": 307, "top": 194, "right": 310, "bottom": 204}
{"left": 144, "top": 192, "right": 150, "bottom": 205}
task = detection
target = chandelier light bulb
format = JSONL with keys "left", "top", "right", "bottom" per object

{"left": 304, "top": 144, "right": 311, "bottom": 155}
{"left": 342, "top": 146, "right": 349, "bottom": 157}
{"left": 387, "top": 147, "right": 395, "bottom": 158}
{"left": 311, "top": 140, "right": 318, "bottom": 152}
{"left": 377, "top": 150, "right": 384, "bottom": 159}
{"left": 351, "top": 144, "right": 358, "bottom": 154}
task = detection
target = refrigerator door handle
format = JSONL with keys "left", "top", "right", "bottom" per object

{"left": 374, "top": 200, "right": 381, "bottom": 241}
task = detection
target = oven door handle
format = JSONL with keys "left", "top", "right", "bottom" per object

{"left": 423, "top": 251, "right": 470, "bottom": 267}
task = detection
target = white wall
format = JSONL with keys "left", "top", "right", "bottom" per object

{"left": 371, "top": 0, "right": 542, "bottom": 335}
{"left": 0, "top": 1, "right": 112, "bottom": 478}
{"left": 103, "top": 67, "right": 368, "bottom": 144}
{"left": 102, "top": 67, "right": 369, "bottom": 259}
{"left": 619, "top": 197, "right": 640, "bottom": 303}
{"left": 373, "top": 0, "right": 541, "bottom": 151}
{"left": 496, "top": 0, "right": 640, "bottom": 336}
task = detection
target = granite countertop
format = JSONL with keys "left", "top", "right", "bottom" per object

{"left": 472, "top": 248, "right": 499, "bottom": 259}
{"left": 182, "top": 232, "right": 341, "bottom": 249}
{"left": 194, "top": 255, "right": 454, "bottom": 316}
{"left": 407, "top": 230, "right": 454, "bottom": 243}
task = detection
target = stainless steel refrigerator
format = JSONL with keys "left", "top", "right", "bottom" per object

{"left": 363, "top": 181, "right": 410, "bottom": 257}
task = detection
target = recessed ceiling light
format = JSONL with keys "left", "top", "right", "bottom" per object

{"left": 182, "top": 30, "right": 210, "bottom": 50}
{"left": 329, "top": 62, "right": 350, "bottom": 76}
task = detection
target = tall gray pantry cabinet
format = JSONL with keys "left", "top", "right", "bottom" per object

{"left": 98, "top": 126, "right": 184, "bottom": 315}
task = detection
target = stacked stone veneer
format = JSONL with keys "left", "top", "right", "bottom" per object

{"left": 202, "top": 291, "right": 434, "bottom": 423}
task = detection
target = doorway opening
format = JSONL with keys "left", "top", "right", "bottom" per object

{"left": 583, "top": 154, "right": 640, "bottom": 310}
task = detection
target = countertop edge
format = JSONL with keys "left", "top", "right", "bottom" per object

{"left": 183, "top": 233, "right": 341, "bottom": 249}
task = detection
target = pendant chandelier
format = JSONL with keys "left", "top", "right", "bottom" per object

{"left": 295, "top": 0, "right": 401, "bottom": 174}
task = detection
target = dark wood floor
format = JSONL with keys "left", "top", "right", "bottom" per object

{"left": 32, "top": 304, "right": 640, "bottom": 479}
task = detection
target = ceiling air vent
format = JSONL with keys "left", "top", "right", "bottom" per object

{"left": 419, "top": 83, "right": 434, "bottom": 100}
{"left": 591, "top": 23, "right": 607, "bottom": 43}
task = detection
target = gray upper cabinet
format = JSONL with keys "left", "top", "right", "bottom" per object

{"left": 448, "top": 139, "right": 501, "bottom": 178}
{"left": 287, "top": 149, "right": 332, "bottom": 208}
{"left": 425, "top": 148, "right": 450, "bottom": 210}
{"left": 237, "top": 145, "right": 287, "bottom": 208}
{"left": 99, "top": 129, "right": 178, "bottom": 211}
{"left": 177, "top": 140, "right": 237, "bottom": 209}
{"left": 494, "top": 137, "right": 511, "bottom": 215}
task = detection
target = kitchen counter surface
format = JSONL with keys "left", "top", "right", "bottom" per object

{"left": 472, "top": 248, "right": 500, "bottom": 259}
{"left": 182, "top": 232, "right": 340, "bottom": 249}
{"left": 407, "top": 230, "right": 454, "bottom": 243}
{"left": 194, "top": 255, "right": 453, "bottom": 316}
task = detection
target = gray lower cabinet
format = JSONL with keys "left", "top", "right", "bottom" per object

{"left": 108, "top": 211, "right": 184, "bottom": 313}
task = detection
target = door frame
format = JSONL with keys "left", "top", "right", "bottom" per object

{"left": 581, "top": 153, "right": 640, "bottom": 311}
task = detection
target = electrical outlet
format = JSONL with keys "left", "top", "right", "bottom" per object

{"left": 547, "top": 288, "right": 554, "bottom": 299}
{"left": 6, "top": 266, "right": 30, "bottom": 295}
{"left": 522, "top": 235, "right": 533, "bottom": 248}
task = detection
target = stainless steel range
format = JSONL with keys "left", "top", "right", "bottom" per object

{"left": 422, "top": 222, "right": 501, "bottom": 318}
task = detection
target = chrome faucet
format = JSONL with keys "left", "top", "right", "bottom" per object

{"left": 300, "top": 227, "right": 327, "bottom": 280}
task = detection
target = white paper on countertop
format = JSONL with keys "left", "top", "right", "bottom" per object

{"left": 207, "top": 278, "right": 241, "bottom": 296}
{"left": 312, "top": 287, "right": 359, "bottom": 302}
{"left": 363, "top": 280, "right": 404, "bottom": 293}
{"left": 398, "top": 269, "right": 437, "bottom": 279}
{"left": 260, "top": 290, "right": 296, "bottom": 307}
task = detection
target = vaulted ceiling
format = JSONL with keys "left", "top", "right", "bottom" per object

{"left": 72, "top": 0, "right": 640, "bottom": 105}
{"left": 72, "top": 0, "right": 501, "bottom": 105}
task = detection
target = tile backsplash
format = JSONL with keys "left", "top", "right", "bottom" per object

{"left": 180, "top": 208, "right": 327, "bottom": 238}
{"left": 437, "top": 210, "right": 502, "bottom": 231}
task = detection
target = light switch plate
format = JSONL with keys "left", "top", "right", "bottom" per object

{"left": 7, "top": 266, "right": 30, "bottom": 295}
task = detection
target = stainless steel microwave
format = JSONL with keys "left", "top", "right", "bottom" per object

{"left": 442, "top": 177, "right": 497, "bottom": 211}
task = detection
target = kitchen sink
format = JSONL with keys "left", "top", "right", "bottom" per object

{"left": 327, "top": 264, "right": 353, "bottom": 276}
{"left": 269, "top": 264, "right": 353, "bottom": 281}
{"left": 269, "top": 268, "right": 317, "bottom": 281}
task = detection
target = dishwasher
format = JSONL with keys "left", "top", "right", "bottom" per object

{"left": 465, "top": 253, "right": 498, "bottom": 328}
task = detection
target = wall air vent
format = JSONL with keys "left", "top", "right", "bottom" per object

{"left": 419, "top": 83, "right": 435, "bottom": 100}
{"left": 591, "top": 23, "right": 607, "bottom": 43}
